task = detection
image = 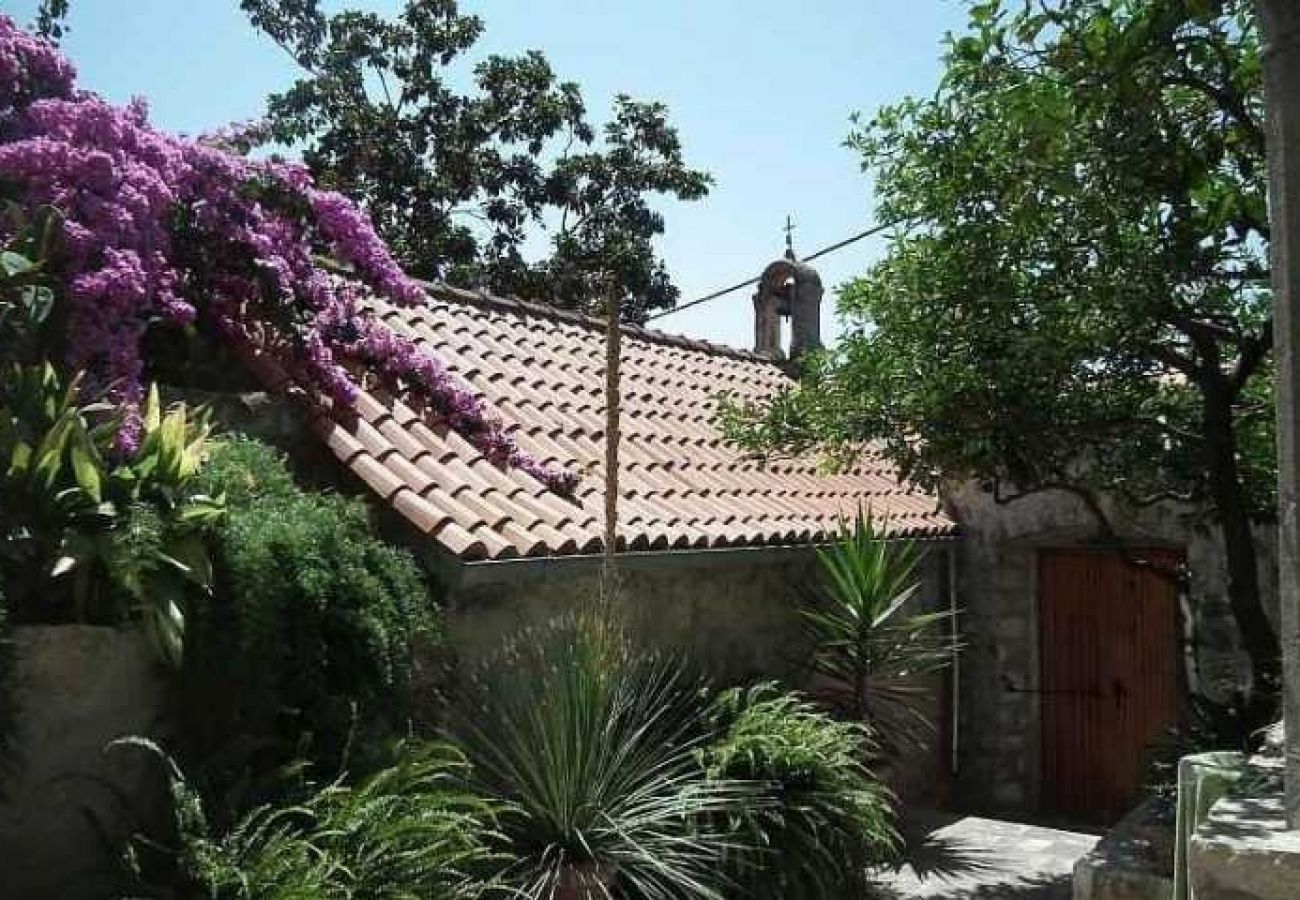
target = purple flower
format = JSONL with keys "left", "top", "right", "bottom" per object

{"left": 0, "top": 16, "right": 577, "bottom": 495}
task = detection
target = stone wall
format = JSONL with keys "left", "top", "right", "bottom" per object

{"left": 1189, "top": 782, "right": 1300, "bottom": 900}
{"left": 0, "top": 626, "right": 170, "bottom": 899}
{"left": 449, "top": 551, "right": 821, "bottom": 682}
{"left": 446, "top": 544, "right": 955, "bottom": 803}
{"left": 947, "top": 481, "right": 1278, "bottom": 815}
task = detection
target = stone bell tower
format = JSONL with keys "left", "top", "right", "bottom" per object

{"left": 752, "top": 220, "right": 823, "bottom": 371}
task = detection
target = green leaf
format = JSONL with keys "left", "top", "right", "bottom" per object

{"left": 163, "top": 533, "right": 214, "bottom": 589}
{"left": 0, "top": 250, "right": 34, "bottom": 276}
{"left": 70, "top": 435, "right": 102, "bottom": 503}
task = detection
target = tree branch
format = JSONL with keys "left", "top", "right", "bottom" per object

{"left": 1230, "top": 319, "right": 1273, "bottom": 392}
{"left": 990, "top": 477, "right": 1185, "bottom": 583}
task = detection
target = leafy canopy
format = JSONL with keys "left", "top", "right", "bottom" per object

{"left": 725, "top": 0, "right": 1272, "bottom": 515}
{"left": 724, "top": 0, "right": 1283, "bottom": 729}
{"left": 239, "top": 0, "right": 711, "bottom": 323}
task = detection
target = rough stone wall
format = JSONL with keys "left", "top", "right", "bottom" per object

{"left": 0, "top": 626, "right": 170, "bottom": 899}
{"left": 449, "top": 553, "right": 820, "bottom": 683}
{"left": 447, "top": 546, "right": 954, "bottom": 802}
{"left": 947, "top": 481, "right": 1278, "bottom": 815}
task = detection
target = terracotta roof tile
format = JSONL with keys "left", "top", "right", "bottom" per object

{"left": 272, "top": 281, "right": 954, "bottom": 561}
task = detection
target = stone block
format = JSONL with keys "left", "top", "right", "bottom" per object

{"left": 1189, "top": 788, "right": 1300, "bottom": 899}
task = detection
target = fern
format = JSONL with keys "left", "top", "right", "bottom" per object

{"left": 701, "top": 683, "right": 899, "bottom": 900}
{"left": 115, "top": 738, "right": 495, "bottom": 899}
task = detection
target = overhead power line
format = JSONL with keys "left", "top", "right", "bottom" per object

{"left": 646, "top": 218, "right": 903, "bottom": 323}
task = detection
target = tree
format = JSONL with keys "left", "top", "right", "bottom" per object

{"left": 724, "top": 0, "right": 1279, "bottom": 730}
{"left": 238, "top": 0, "right": 710, "bottom": 323}
{"left": 1256, "top": 0, "right": 1300, "bottom": 826}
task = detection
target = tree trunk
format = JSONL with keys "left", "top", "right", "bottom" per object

{"left": 1203, "top": 380, "right": 1281, "bottom": 731}
{"left": 1259, "top": 0, "right": 1300, "bottom": 828}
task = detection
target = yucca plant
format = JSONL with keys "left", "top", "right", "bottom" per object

{"left": 454, "top": 620, "right": 754, "bottom": 900}
{"left": 804, "top": 511, "right": 957, "bottom": 755}
{"left": 701, "top": 683, "right": 898, "bottom": 900}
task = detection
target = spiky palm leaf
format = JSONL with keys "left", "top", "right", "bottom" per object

{"left": 805, "top": 511, "right": 958, "bottom": 755}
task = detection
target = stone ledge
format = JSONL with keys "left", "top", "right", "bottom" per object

{"left": 1190, "top": 784, "right": 1300, "bottom": 900}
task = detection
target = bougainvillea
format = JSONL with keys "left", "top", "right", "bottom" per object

{"left": 0, "top": 16, "right": 575, "bottom": 494}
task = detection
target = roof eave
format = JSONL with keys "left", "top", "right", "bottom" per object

{"left": 444, "top": 533, "right": 961, "bottom": 589}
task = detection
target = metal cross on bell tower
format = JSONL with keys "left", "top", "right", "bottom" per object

{"left": 783, "top": 214, "right": 796, "bottom": 260}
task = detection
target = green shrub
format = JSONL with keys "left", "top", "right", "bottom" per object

{"left": 120, "top": 738, "right": 495, "bottom": 900}
{"left": 701, "top": 683, "right": 898, "bottom": 900}
{"left": 454, "top": 620, "right": 753, "bottom": 900}
{"left": 193, "top": 435, "right": 297, "bottom": 508}
{"left": 181, "top": 437, "right": 437, "bottom": 813}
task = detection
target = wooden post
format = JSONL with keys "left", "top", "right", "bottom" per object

{"left": 1260, "top": 0, "right": 1300, "bottom": 828}
{"left": 601, "top": 281, "right": 622, "bottom": 605}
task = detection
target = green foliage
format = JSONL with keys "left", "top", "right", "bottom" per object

{"left": 0, "top": 203, "right": 60, "bottom": 363}
{"left": 724, "top": 0, "right": 1280, "bottom": 730}
{"left": 238, "top": 0, "right": 710, "bottom": 322}
{"left": 118, "top": 738, "right": 496, "bottom": 900}
{"left": 0, "top": 218, "right": 221, "bottom": 665}
{"left": 454, "top": 620, "right": 752, "bottom": 900}
{"left": 182, "top": 437, "right": 436, "bottom": 814}
{"left": 701, "top": 683, "right": 898, "bottom": 900}
{"left": 193, "top": 434, "right": 297, "bottom": 508}
{"left": 0, "top": 374, "right": 221, "bottom": 664}
{"left": 33, "top": 0, "right": 70, "bottom": 43}
{"left": 729, "top": 0, "right": 1269, "bottom": 509}
{"left": 1144, "top": 693, "right": 1270, "bottom": 799}
{"left": 803, "top": 513, "right": 955, "bottom": 755}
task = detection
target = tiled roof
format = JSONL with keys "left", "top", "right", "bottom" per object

{"left": 241, "top": 283, "right": 955, "bottom": 562}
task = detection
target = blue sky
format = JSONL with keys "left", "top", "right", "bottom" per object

{"left": 5, "top": 0, "right": 969, "bottom": 348}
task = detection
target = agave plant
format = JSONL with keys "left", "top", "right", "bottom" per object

{"left": 803, "top": 511, "right": 957, "bottom": 755}
{"left": 454, "top": 620, "right": 754, "bottom": 900}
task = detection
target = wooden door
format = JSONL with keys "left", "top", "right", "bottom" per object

{"left": 1038, "top": 548, "right": 1181, "bottom": 824}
